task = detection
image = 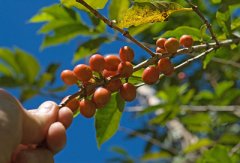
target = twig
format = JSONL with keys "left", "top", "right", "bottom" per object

{"left": 76, "top": 0, "right": 155, "bottom": 57}
{"left": 185, "top": 0, "right": 219, "bottom": 45}
{"left": 119, "top": 126, "right": 177, "bottom": 155}
{"left": 211, "top": 57, "right": 240, "bottom": 69}
{"left": 229, "top": 143, "right": 240, "bottom": 156}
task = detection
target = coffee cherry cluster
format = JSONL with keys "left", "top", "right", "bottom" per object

{"left": 60, "top": 46, "right": 137, "bottom": 118}
{"left": 142, "top": 35, "right": 194, "bottom": 85}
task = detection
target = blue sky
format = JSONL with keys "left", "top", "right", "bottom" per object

{"left": 0, "top": 0, "right": 148, "bottom": 162}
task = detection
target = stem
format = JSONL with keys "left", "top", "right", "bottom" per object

{"left": 76, "top": 0, "right": 155, "bottom": 57}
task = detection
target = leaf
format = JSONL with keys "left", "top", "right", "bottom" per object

{"left": 117, "top": 1, "right": 192, "bottom": 28}
{"left": 111, "top": 146, "right": 129, "bottom": 156}
{"left": 160, "top": 26, "right": 210, "bottom": 41}
{"left": 216, "top": 10, "right": 231, "bottom": 36}
{"left": 15, "top": 48, "right": 40, "bottom": 83}
{"left": 0, "top": 63, "right": 13, "bottom": 76}
{"left": 197, "top": 145, "right": 231, "bottom": 163}
{"left": 203, "top": 50, "right": 216, "bottom": 69}
{"left": 116, "top": 92, "right": 125, "bottom": 112}
{"left": 61, "top": 0, "right": 108, "bottom": 11}
{"left": 184, "top": 139, "right": 213, "bottom": 153}
{"left": 109, "top": 0, "right": 130, "bottom": 20}
{"left": 0, "top": 76, "right": 20, "bottom": 87}
{"left": 73, "top": 37, "right": 109, "bottom": 63}
{"left": 214, "top": 81, "right": 234, "bottom": 97}
{"left": 95, "top": 93, "right": 123, "bottom": 148}
{"left": 141, "top": 151, "right": 171, "bottom": 161}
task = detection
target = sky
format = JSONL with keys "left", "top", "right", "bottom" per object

{"left": 0, "top": 0, "right": 148, "bottom": 162}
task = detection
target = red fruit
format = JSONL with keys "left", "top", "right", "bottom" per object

{"left": 61, "top": 70, "right": 78, "bottom": 85}
{"left": 178, "top": 72, "right": 187, "bottom": 80}
{"left": 79, "top": 99, "right": 96, "bottom": 118}
{"left": 104, "top": 55, "right": 121, "bottom": 71}
{"left": 119, "top": 46, "right": 134, "bottom": 62}
{"left": 164, "top": 38, "right": 180, "bottom": 54}
{"left": 117, "top": 61, "right": 133, "bottom": 78}
{"left": 180, "top": 35, "right": 194, "bottom": 48}
{"left": 89, "top": 54, "right": 105, "bottom": 72}
{"left": 120, "top": 83, "right": 136, "bottom": 102}
{"left": 156, "top": 47, "right": 167, "bottom": 54}
{"left": 105, "top": 79, "right": 122, "bottom": 92}
{"left": 156, "top": 38, "right": 167, "bottom": 49}
{"left": 73, "top": 64, "right": 92, "bottom": 82}
{"left": 142, "top": 66, "right": 160, "bottom": 85}
{"left": 102, "top": 70, "right": 118, "bottom": 78}
{"left": 92, "top": 87, "right": 111, "bottom": 108}
{"left": 157, "top": 58, "right": 174, "bottom": 76}
{"left": 62, "top": 96, "right": 79, "bottom": 113}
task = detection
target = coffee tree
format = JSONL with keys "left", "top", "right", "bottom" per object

{"left": 0, "top": 0, "right": 240, "bottom": 162}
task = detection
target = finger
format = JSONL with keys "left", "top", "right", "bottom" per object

{"left": 15, "top": 148, "right": 54, "bottom": 163}
{"left": 58, "top": 107, "right": 73, "bottom": 129}
{"left": 0, "top": 89, "right": 23, "bottom": 163}
{"left": 47, "top": 122, "right": 66, "bottom": 154}
{"left": 21, "top": 101, "right": 58, "bottom": 144}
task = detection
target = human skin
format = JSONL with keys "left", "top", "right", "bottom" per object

{"left": 0, "top": 89, "right": 73, "bottom": 163}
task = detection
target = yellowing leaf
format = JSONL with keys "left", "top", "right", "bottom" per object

{"left": 117, "top": 1, "right": 192, "bottom": 28}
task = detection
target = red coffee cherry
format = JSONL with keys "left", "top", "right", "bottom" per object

{"left": 89, "top": 54, "right": 105, "bottom": 72}
{"left": 61, "top": 70, "right": 78, "bottom": 85}
{"left": 105, "top": 79, "right": 122, "bottom": 92}
{"left": 156, "top": 47, "right": 167, "bottom": 54}
{"left": 92, "top": 87, "right": 111, "bottom": 108}
{"left": 62, "top": 96, "right": 79, "bottom": 113}
{"left": 104, "top": 55, "right": 121, "bottom": 71}
{"left": 164, "top": 38, "right": 180, "bottom": 54}
{"left": 142, "top": 66, "right": 160, "bottom": 85}
{"left": 119, "top": 46, "right": 134, "bottom": 62}
{"left": 79, "top": 99, "right": 96, "bottom": 118}
{"left": 180, "top": 35, "right": 194, "bottom": 48}
{"left": 157, "top": 58, "right": 174, "bottom": 76}
{"left": 117, "top": 61, "right": 133, "bottom": 78}
{"left": 73, "top": 64, "right": 92, "bottom": 82}
{"left": 156, "top": 38, "right": 167, "bottom": 49}
{"left": 120, "top": 83, "right": 136, "bottom": 102}
{"left": 102, "top": 69, "right": 118, "bottom": 78}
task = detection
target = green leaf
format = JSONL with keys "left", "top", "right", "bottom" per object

{"left": 109, "top": 0, "right": 130, "bottom": 20}
{"left": 184, "top": 139, "right": 213, "bottom": 153}
{"left": 214, "top": 81, "right": 234, "bottom": 97}
{"left": 73, "top": 37, "right": 109, "bottom": 63}
{"left": 117, "top": 1, "right": 192, "bottom": 28}
{"left": 197, "top": 145, "right": 231, "bottom": 163}
{"left": 141, "top": 151, "right": 171, "bottom": 161}
{"left": 219, "top": 133, "right": 240, "bottom": 145}
{"left": 203, "top": 50, "right": 216, "bottom": 69}
{"left": 95, "top": 93, "right": 123, "bottom": 148}
{"left": 0, "top": 76, "right": 20, "bottom": 87}
{"left": 116, "top": 92, "right": 125, "bottom": 112}
{"left": 19, "top": 89, "right": 39, "bottom": 102}
{"left": 160, "top": 26, "right": 210, "bottom": 41}
{"left": 211, "top": 0, "right": 222, "bottom": 4}
{"left": 61, "top": 0, "right": 108, "bottom": 11}
{"left": 15, "top": 48, "right": 40, "bottom": 83}
{"left": 41, "top": 23, "right": 91, "bottom": 49}
{"left": 0, "top": 63, "right": 13, "bottom": 76}
{"left": 111, "top": 146, "right": 129, "bottom": 156}
{"left": 231, "top": 18, "right": 240, "bottom": 30}
{"left": 216, "top": 10, "right": 231, "bottom": 36}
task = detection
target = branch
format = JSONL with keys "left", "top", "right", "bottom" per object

{"left": 211, "top": 57, "right": 240, "bottom": 69}
{"left": 76, "top": 0, "right": 155, "bottom": 57}
{"left": 185, "top": 0, "right": 219, "bottom": 45}
{"left": 119, "top": 126, "right": 177, "bottom": 155}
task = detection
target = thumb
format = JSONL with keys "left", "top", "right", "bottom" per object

{"left": 21, "top": 101, "right": 59, "bottom": 144}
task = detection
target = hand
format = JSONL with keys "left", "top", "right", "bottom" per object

{"left": 0, "top": 89, "right": 73, "bottom": 163}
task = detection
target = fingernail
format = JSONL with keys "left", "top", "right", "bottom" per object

{"left": 38, "top": 102, "right": 54, "bottom": 113}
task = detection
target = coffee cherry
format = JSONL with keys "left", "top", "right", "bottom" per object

{"left": 164, "top": 38, "right": 180, "bottom": 54}
{"left": 104, "top": 55, "right": 121, "bottom": 71}
{"left": 157, "top": 58, "right": 174, "bottom": 76}
{"left": 142, "top": 66, "right": 160, "bottom": 85}
{"left": 102, "top": 69, "right": 118, "bottom": 78}
{"left": 62, "top": 96, "right": 79, "bottom": 113}
{"left": 79, "top": 99, "right": 96, "bottom": 118}
{"left": 89, "top": 54, "right": 105, "bottom": 72}
{"left": 92, "top": 87, "right": 111, "bottom": 108}
{"left": 120, "top": 83, "right": 136, "bottom": 102}
{"left": 73, "top": 64, "right": 92, "bottom": 82}
{"left": 180, "top": 35, "right": 194, "bottom": 48}
{"left": 119, "top": 46, "right": 134, "bottom": 62}
{"left": 61, "top": 70, "right": 78, "bottom": 85}
{"left": 156, "top": 38, "right": 167, "bottom": 49}
{"left": 117, "top": 61, "right": 133, "bottom": 78}
{"left": 105, "top": 79, "right": 122, "bottom": 92}
{"left": 156, "top": 47, "right": 167, "bottom": 54}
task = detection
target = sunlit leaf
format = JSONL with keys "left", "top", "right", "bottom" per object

{"left": 117, "top": 1, "right": 191, "bottom": 28}
{"left": 184, "top": 139, "right": 213, "bottom": 153}
{"left": 109, "top": 0, "right": 130, "bottom": 20}
{"left": 95, "top": 93, "right": 122, "bottom": 148}
{"left": 61, "top": 0, "right": 108, "bottom": 11}
{"left": 141, "top": 151, "right": 171, "bottom": 161}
